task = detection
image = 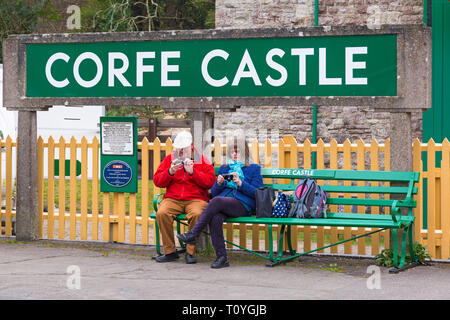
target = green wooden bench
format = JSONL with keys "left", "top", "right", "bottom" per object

{"left": 150, "top": 167, "right": 420, "bottom": 272}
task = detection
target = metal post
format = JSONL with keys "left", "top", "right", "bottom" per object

{"left": 312, "top": 0, "right": 319, "bottom": 169}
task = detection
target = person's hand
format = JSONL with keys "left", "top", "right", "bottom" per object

{"left": 169, "top": 160, "right": 183, "bottom": 175}
{"left": 231, "top": 172, "right": 242, "bottom": 187}
{"left": 217, "top": 175, "right": 225, "bottom": 186}
{"left": 184, "top": 159, "right": 194, "bottom": 175}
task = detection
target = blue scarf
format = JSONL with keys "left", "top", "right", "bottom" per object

{"left": 226, "top": 160, "right": 245, "bottom": 189}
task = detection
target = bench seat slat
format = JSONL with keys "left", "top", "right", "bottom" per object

{"left": 162, "top": 213, "right": 413, "bottom": 228}
{"left": 327, "top": 198, "right": 416, "bottom": 207}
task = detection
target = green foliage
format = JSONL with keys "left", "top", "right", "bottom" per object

{"left": 105, "top": 105, "right": 165, "bottom": 118}
{"left": 375, "top": 241, "right": 431, "bottom": 267}
{"left": 80, "top": 0, "right": 215, "bottom": 32}
{"left": 0, "top": 0, "right": 59, "bottom": 63}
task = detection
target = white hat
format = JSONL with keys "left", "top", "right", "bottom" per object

{"left": 173, "top": 130, "right": 193, "bottom": 149}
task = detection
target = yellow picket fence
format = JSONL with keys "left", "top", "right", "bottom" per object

{"left": 1, "top": 135, "right": 449, "bottom": 259}
{"left": 413, "top": 138, "right": 450, "bottom": 260}
{"left": 0, "top": 137, "right": 16, "bottom": 237}
{"left": 32, "top": 135, "right": 391, "bottom": 257}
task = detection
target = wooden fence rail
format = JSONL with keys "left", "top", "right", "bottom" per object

{"left": 2, "top": 136, "right": 449, "bottom": 259}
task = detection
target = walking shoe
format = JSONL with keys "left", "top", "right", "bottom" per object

{"left": 185, "top": 253, "right": 197, "bottom": 264}
{"left": 154, "top": 252, "right": 179, "bottom": 263}
{"left": 211, "top": 256, "right": 229, "bottom": 269}
{"left": 177, "top": 231, "right": 198, "bottom": 244}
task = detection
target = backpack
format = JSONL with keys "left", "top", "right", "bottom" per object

{"left": 271, "top": 192, "right": 291, "bottom": 218}
{"left": 288, "top": 178, "right": 327, "bottom": 218}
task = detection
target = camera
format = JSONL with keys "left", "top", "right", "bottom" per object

{"left": 171, "top": 159, "right": 184, "bottom": 166}
{"left": 222, "top": 174, "right": 235, "bottom": 182}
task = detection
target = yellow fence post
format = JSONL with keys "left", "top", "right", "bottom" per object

{"left": 47, "top": 137, "right": 55, "bottom": 239}
{"left": 369, "top": 139, "right": 380, "bottom": 255}
{"left": 441, "top": 139, "right": 450, "bottom": 259}
{"left": 316, "top": 139, "right": 325, "bottom": 253}
{"left": 356, "top": 139, "right": 366, "bottom": 255}
{"left": 80, "top": 137, "right": 88, "bottom": 241}
{"left": 37, "top": 137, "right": 44, "bottom": 238}
{"left": 58, "top": 137, "right": 66, "bottom": 239}
{"left": 412, "top": 139, "right": 422, "bottom": 247}
{"left": 92, "top": 137, "right": 99, "bottom": 241}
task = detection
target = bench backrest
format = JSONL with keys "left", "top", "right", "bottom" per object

{"left": 214, "top": 167, "right": 419, "bottom": 210}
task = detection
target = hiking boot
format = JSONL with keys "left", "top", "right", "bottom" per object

{"left": 211, "top": 256, "right": 229, "bottom": 269}
{"left": 185, "top": 253, "right": 197, "bottom": 264}
{"left": 177, "top": 231, "right": 198, "bottom": 244}
{"left": 154, "top": 252, "right": 179, "bottom": 263}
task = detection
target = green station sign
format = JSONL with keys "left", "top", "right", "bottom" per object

{"left": 26, "top": 34, "right": 397, "bottom": 98}
{"left": 100, "top": 116, "right": 138, "bottom": 193}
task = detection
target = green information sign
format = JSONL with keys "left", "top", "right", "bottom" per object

{"left": 100, "top": 116, "right": 138, "bottom": 193}
{"left": 26, "top": 34, "right": 397, "bottom": 98}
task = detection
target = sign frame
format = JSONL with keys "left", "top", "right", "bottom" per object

{"left": 3, "top": 25, "right": 431, "bottom": 112}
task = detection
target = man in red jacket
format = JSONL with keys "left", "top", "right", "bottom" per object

{"left": 154, "top": 130, "right": 216, "bottom": 263}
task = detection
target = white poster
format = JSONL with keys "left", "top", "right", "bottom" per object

{"left": 101, "top": 122, "right": 134, "bottom": 155}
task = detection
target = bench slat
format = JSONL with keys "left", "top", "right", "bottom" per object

{"left": 326, "top": 197, "right": 416, "bottom": 208}
{"left": 259, "top": 168, "right": 419, "bottom": 182}
{"left": 265, "top": 184, "right": 418, "bottom": 195}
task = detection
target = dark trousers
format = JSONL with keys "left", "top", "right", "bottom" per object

{"left": 190, "top": 196, "right": 248, "bottom": 258}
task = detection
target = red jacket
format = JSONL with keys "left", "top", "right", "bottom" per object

{"left": 153, "top": 154, "right": 216, "bottom": 202}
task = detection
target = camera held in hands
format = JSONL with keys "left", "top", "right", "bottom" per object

{"left": 222, "top": 174, "right": 235, "bottom": 182}
{"left": 171, "top": 159, "right": 184, "bottom": 166}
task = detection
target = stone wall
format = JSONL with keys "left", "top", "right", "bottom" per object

{"left": 214, "top": 0, "right": 425, "bottom": 143}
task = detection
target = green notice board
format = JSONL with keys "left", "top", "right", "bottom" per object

{"left": 100, "top": 116, "right": 138, "bottom": 193}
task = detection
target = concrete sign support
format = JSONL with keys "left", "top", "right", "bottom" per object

{"left": 16, "top": 111, "right": 39, "bottom": 241}
{"left": 3, "top": 25, "right": 431, "bottom": 241}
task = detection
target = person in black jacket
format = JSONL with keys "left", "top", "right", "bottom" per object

{"left": 177, "top": 136, "right": 263, "bottom": 268}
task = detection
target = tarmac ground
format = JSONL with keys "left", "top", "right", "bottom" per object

{"left": 0, "top": 238, "right": 449, "bottom": 302}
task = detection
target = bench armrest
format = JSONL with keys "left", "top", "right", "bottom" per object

{"left": 390, "top": 200, "right": 400, "bottom": 223}
{"left": 153, "top": 193, "right": 165, "bottom": 212}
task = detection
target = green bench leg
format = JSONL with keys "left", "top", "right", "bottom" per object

{"left": 390, "top": 225, "right": 419, "bottom": 273}
{"left": 154, "top": 218, "right": 161, "bottom": 256}
{"left": 286, "top": 225, "right": 296, "bottom": 255}
{"left": 267, "top": 224, "right": 297, "bottom": 267}
{"left": 268, "top": 225, "right": 274, "bottom": 262}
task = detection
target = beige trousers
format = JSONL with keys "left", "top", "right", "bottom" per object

{"left": 156, "top": 198, "right": 208, "bottom": 256}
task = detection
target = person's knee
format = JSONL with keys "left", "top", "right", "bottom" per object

{"left": 156, "top": 207, "right": 173, "bottom": 222}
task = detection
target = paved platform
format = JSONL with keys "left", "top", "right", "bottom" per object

{"left": 0, "top": 239, "right": 448, "bottom": 300}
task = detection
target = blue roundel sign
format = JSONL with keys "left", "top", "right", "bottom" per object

{"left": 103, "top": 160, "right": 133, "bottom": 188}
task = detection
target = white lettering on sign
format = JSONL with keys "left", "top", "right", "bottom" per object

{"left": 108, "top": 52, "right": 131, "bottom": 87}
{"left": 136, "top": 51, "right": 155, "bottom": 87}
{"left": 345, "top": 47, "right": 368, "bottom": 85}
{"left": 201, "top": 49, "right": 229, "bottom": 87}
{"left": 270, "top": 169, "right": 314, "bottom": 176}
{"left": 266, "top": 48, "right": 288, "bottom": 87}
{"left": 291, "top": 48, "right": 314, "bottom": 85}
{"left": 44, "top": 47, "right": 368, "bottom": 89}
{"left": 161, "top": 51, "right": 181, "bottom": 87}
{"left": 319, "top": 48, "right": 342, "bottom": 85}
{"left": 45, "top": 52, "right": 70, "bottom": 88}
{"left": 232, "top": 49, "right": 262, "bottom": 86}
{"left": 73, "top": 52, "right": 103, "bottom": 88}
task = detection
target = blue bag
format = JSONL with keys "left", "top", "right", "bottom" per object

{"left": 272, "top": 192, "right": 291, "bottom": 218}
